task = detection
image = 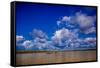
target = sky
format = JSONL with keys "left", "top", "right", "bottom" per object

{"left": 16, "top": 2, "right": 97, "bottom": 51}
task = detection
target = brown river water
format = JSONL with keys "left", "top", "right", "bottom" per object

{"left": 16, "top": 50, "right": 96, "bottom": 65}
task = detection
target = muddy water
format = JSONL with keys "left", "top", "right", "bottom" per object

{"left": 16, "top": 50, "right": 96, "bottom": 65}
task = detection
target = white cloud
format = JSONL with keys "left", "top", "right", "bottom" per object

{"left": 51, "top": 28, "right": 69, "bottom": 45}
{"left": 83, "top": 27, "right": 96, "bottom": 34}
{"left": 83, "top": 37, "right": 96, "bottom": 47}
{"left": 16, "top": 35, "right": 24, "bottom": 42}
{"left": 16, "top": 35, "right": 25, "bottom": 46}
{"left": 76, "top": 12, "right": 96, "bottom": 29}
{"left": 57, "top": 16, "right": 71, "bottom": 26}
{"left": 16, "top": 11, "right": 96, "bottom": 50}
{"left": 84, "top": 37, "right": 96, "bottom": 43}
{"left": 51, "top": 28, "right": 78, "bottom": 47}
{"left": 52, "top": 28, "right": 69, "bottom": 39}
{"left": 62, "top": 16, "right": 71, "bottom": 22}
{"left": 56, "top": 12, "right": 96, "bottom": 33}
{"left": 52, "top": 28, "right": 77, "bottom": 40}
{"left": 30, "top": 29, "right": 49, "bottom": 50}
{"left": 70, "top": 42, "right": 80, "bottom": 48}
{"left": 33, "top": 40, "right": 48, "bottom": 50}
{"left": 23, "top": 40, "right": 32, "bottom": 46}
{"left": 46, "top": 41, "right": 61, "bottom": 50}
{"left": 57, "top": 21, "right": 61, "bottom": 26}
{"left": 22, "top": 40, "right": 33, "bottom": 49}
{"left": 31, "top": 29, "right": 48, "bottom": 39}
{"left": 34, "top": 37, "right": 47, "bottom": 43}
{"left": 57, "top": 16, "right": 76, "bottom": 29}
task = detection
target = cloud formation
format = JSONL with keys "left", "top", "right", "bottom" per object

{"left": 82, "top": 27, "right": 96, "bottom": 34}
{"left": 16, "top": 35, "right": 24, "bottom": 42}
{"left": 76, "top": 12, "right": 96, "bottom": 28}
{"left": 57, "top": 12, "right": 96, "bottom": 34}
{"left": 51, "top": 28, "right": 78, "bottom": 47}
{"left": 22, "top": 40, "right": 33, "bottom": 49}
{"left": 84, "top": 37, "right": 96, "bottom": 46}
{"left": 30, "top": 29, "right": 49, "bottom": 50}
{"left": 16, "top": 11, "right": 96, "bottom": 51}
{"left": 31, "top": 29, "right": 48, "bottom": 39}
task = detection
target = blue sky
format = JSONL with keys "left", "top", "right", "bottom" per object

{"left": 16, "top": 2, "right": 97, "bottom": 51}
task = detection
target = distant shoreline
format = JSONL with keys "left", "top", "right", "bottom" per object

{"left": 16, "top": 49, "right": 96, "bottom": 54}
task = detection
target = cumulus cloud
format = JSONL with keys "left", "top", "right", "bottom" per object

{"left": 57, "top": 21, "right": 61, "bottom": 26}
{"left": 75, "top": 12, "right": 96, "bottom": 29}
{"left": 75, "top": 37, "right": 96, "bottom": 48}
{"left": 16, "top": 29, "right": 50, "bottom": 50}
{"left": 57, "top": 16, "right": 76, "bottom": 29}
{"left": 80, "top": 37, "right": 96, "bottom": 48}
{"left": 29, "top": 29, "right": 49, "bottom": 50}
{"left": 16, "top": 35, "right": 24, "bottom": 42}
{"left": 57, "top": 16, "right": 71, "bottom": 26}
{"left": 33, "top": 37, "right": 48, "bottom": 50}
{"left": 84, "top": 37, "right": 96, "bottom": 44}
{"left": 31, "top": 29, "right": 48, "bottom": 39}
{"left": 51, "top": 28, "right": 78, "bottom": 47}
{"left": 22, "top": 40, "right": 33, "bottom": 49}
{"left": 56, "top": 12, "right": 96, "bottom": 34}
{"left": 16, "top": 11, "right": 96, "bottom": 51}
{"left": 52, "top": 28, "right": 77, "bottom": 40}
{"left": 29, "top": 28, "right": 79, "bottom": 50}
{"left": 81, "top": 27, "right": 96, "bottom": 34}
{"left": 16, "top": 35, "right": 25, "bottom": 47}
{"left": 62, "top": 16, "right": 71, "bottom": 22}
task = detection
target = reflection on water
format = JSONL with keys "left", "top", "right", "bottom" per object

{"left": 16, "top": 50, "right": 96, "bottom": 65}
